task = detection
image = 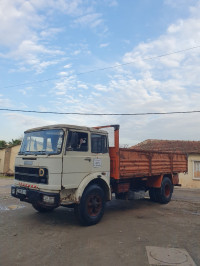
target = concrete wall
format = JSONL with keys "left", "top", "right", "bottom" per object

{"left": 179, "top": 154, "right": 200, "bottom": 188}
{"left": 0, "top": 149, "right": 6, "bottom": 173}
{"left": 3, "top": 148, "right": 11, "bottom": 173}
{"left": 0, "top": 145, "right": 20, "bottom": 175}
{"left": 10, "top": 145, "right": 20, "bottom": 174}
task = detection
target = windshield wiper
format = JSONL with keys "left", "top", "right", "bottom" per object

{"left": 19, "top": 151, "right": 46, "bottom": 155}
{"left": 20, "top": 151, "right": 35, "bottom": 155}
{"left": 37, "top": 150, "right": 47, "bottom": 155}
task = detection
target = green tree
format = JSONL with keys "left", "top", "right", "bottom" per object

{"left": 8, "top": 139, "right": 22, "bottom": 147}
{"left": 0, "top": 140, "right": 7, "bottom": 149}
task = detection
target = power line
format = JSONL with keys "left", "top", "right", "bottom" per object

{"left": 2, "top": 45, "right": 200, "bottom": 90}
{"left": 1, "top": 108, "right": 200, "bottom": 116}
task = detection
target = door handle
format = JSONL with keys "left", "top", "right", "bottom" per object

{"left": 84, "top": 157, "right": 91, "bottom": 162}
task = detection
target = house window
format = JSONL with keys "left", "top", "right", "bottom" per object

{"left": 193, "top": 161, "right": 200, "bottom": 179}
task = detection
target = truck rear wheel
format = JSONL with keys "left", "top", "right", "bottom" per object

{"left": 32, "top": 202, "right": 55, "bottom": 212}
{"left": 74, "top": 184, "right": 105, "bottom": 226}
{"left": 157, "top": 177, "right": 173, "bottom": 204}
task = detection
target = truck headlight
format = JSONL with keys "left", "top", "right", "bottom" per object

{"left": 39, "top": 168, "right": 45, "bottom": 177}
{"left": 43, "top": 195, "right": 55, "bottom": 204}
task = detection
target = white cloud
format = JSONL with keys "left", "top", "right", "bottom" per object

{"left": 0, "top": 96, "right": 13, "bottom": 108}
{"left": 5, "top": 112, "right": 56, "bottom": 131}
{"left": 48, "top": 0, "right": 87, "bottom": 17}
{"left": 54, "top": 0, "right": 200, "bottom": 144}
{"left": 8, "top": 39, "right": 64, "bottom": 72}
{"left": 94, "top": 84, "right": 110, "bottom": 92}
{"left": 77, "top": 83, "right": 88, "bottom": 90}
{"left": 64, "top": 64, "right": 72, "bottom": 69}
{"left": 59, "top": 71, "right": 70, "bottom": 76}
{"left": 164, "top": 0, "right": 197, "bottom": 9}
{"left": 0, "top": 0, "right": 42, "bottom": 47}
{"left": 0, "top": 111, "right": 56, "bottom": 141}
{"left": 53, "top": 75, "right": 77, "bottom": 95}
{"left": 72, "top": 50, "right": 81, "bottom": 56}
{"left": 100, "top": 43, "right": 109, "bottom": 48}
{"left": 73, "top": 13, "right": 103, "bottom": 28}
{"left": 92, "top": 92, "right": 101, "bottom": 97}
{"left": 105, "top": 0, "right": 118, "bottom": 7}
{"left": 40, "top": 28, "right": 64, "bottom": 38}
{"left": 16, "top": 40, "right": 55, "bottom": 55}
{"left": 38, "top": 106, "right": 49, "bottom": 112}
{"left": 35, "top": 60, "right": 60, "bottom": 73}
{"left": 18, "top": 86, "right": 33, "bottom": 96}
{"left": 122, "top": 4, "right": 200, "bottom": 87}
{"left": 0, "top": 0, "right": 112, "bottom": 72}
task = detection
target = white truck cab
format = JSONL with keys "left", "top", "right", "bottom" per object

{"left": 11, "top": 124, "right": 111, "bottom": 225}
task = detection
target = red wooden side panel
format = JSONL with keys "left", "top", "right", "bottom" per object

{"left": 119, "top": 149, "right": 150, "bottom": 178}
{"left": 109, "top": 147, "right": 120, "bottom": 179}
{"left": 95, "top": 125, "right": 187, "bottom": 181}
{"left": 118, "top": 149, "right": 188, "bottom": 180}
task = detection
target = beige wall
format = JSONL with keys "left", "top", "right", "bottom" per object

{"left": 179, "top": 154, "right": 200, "bottom": 188}
{"left": 0, "top": 149, "right": 6, "bottom": 173}
{"left": 0, "top": 145, "right": 20, "bottom": 175}
{"left": 10, "top": 145, "right": 20, "bottom": 174}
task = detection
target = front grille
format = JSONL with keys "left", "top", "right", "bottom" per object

{"left": 15, "top": 167, "right": 48, "bottom": 184}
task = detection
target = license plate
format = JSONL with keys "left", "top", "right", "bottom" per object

{"left": 16, "top": 188, "right": 27, "bottom": 195}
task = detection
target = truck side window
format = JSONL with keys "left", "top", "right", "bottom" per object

{"left": 91, "top": 134, "right": 108, "bottom": 153}
{"left": 66, "top": 131, "right": 88, "bottom": 152}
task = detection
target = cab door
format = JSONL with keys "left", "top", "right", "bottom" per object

{"left": 62, "top": 130, "right": 92, "bottom": 189}
{"left": 90, "top": 133, "right": 110, "bottom": 177}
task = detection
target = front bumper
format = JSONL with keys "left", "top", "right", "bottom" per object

{"left": 11, "top": 185, "right": 60, "bottom": 208}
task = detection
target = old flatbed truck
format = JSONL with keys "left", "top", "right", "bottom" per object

{"left": 11, "top": 124, "right": 187, "bottom": 225}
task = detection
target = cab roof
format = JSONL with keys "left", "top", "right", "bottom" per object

{"left": 25, "top": 124, "right": 108, "bottom": 134}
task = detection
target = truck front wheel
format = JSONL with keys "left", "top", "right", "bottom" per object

{"left": 74, "top": 184, "right": 105, "bottom": 226}
{"left": 32, "top": 202, "right": 55, "bottom": 212}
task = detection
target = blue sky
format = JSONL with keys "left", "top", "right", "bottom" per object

{"left": 1, "top": 0, "right": 200, "bottom": 145}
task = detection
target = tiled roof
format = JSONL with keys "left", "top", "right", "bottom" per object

{"left": 131, "top": 139, "right": 200, "bottom": 154}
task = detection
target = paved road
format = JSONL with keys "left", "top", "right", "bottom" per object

{"left": 0, "top": 178, "right": 200, "bottom": 266}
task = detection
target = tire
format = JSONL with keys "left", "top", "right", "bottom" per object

{"left": 149, "top": 188, "right": 158, "bottom": 202}
{"left": 74, "top": 184, "right": 105, "bottom": 226}
{"left": 32, "top": 202, "right": 55, "bottom": 213}
{"left": 157, "top": 177, "right": 173, "bottom": 204}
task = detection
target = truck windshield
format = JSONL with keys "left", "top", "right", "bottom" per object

{"left": 19, "top": 129, "right": 64, "bottom": 155}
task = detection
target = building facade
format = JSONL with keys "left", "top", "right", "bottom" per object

{"left": 0, "top": 145, "right": 20, "bottom": 175}
{"left": 179, "top": 154, "right": 200, "bottom": 188}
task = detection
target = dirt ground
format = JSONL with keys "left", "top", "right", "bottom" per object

{"left": 0, "top": 178, "right": 200, "bottom": 266}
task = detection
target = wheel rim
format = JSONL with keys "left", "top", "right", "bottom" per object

{"left": 164, "top": 183, "right": 171, "bottom": 197}
{"left": 86, "top": 193, "right": 102, "bottom": 217}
